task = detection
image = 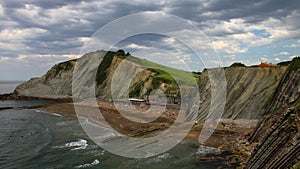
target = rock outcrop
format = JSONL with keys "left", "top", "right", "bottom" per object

{"left": 14, "top": 59, "right": 76, "bottom": 98}
{"left": 189, "top": 66, "right": 287, "bottom": 120}
{"left": 245, "top": 57, "right": 300, "bottom": 169}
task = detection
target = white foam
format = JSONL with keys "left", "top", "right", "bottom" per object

{"left": 75, "top": 159, "right": 100, "bottom": 168}
{"left": 34, "top": 109, "right": 63, "bottom": 117}
{"left": 53, "top": 138, "right": 88, "bottom": 151}
{"left": 196, "top": 145, "right": 220, "bottom": 155}
{"left": 50, "top": 113, "right": 63, "bottom": 117}
{"left": 147, "top": 153, "right": 172, "bottom": 163}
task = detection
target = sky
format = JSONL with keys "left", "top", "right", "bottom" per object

{"left": 0, "top": 0, "right": 300, "bottom": 80}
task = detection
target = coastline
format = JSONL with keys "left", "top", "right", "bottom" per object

{"left": 36, "top": 101, "right": 256, "bottom": 165}
{"left": 0, "top": 93, "right": 73, "bottom": 102}
{"left": 0, "top": 96, "right": 257, "bottom": 166}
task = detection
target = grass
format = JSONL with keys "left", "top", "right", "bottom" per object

{"left": 92, "top": 50, "right": 200, "bottom": 97}
{"left": 45, "top": 59, "right": 76, "bottom": 80}
{"left": 126, "top": 55, "right": 200, "bottom": 87}
{"left": 54, "top": 59, "right": 75, "bottom": 74}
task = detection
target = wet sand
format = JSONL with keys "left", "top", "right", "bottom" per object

{"left": 38, "top": 102, "right": 256, "bottom": 150}
{"left": 36, "top": 101, "right": 259, "bottom": 166}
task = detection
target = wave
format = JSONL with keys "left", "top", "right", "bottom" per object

{"left": 50, "top": 113, "right": 63, "bottom": 117}
{"left": 196, "top": 145, "right": 220, "bottom": 155}
{"left": 53, "top": 138, "right": 88, "bottom": 151}
{"left": 34, "top": 109, "right": 63, "bottom": 117}
{"left": 75, "top": 159, "right": 100, "bottom": 168}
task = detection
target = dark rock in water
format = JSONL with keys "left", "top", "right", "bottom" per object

{"left": 0, "top": 107, "right": 14, "bottom": 111}
{"left": 197, "top": 157, "right": 213, "bottom": 161}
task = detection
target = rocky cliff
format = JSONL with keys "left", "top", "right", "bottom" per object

{"left": 15, "top": 50, "right": 294, "bottom": 120}
{"left": 14, "top": 50, "right": 196, "bottom": 100}
{"left": 188, "top": 66, "right": 287, "bottom": 120}
{"left": 14, "top": 59, "right": 76, "bottom": 98}
{"left": 244, "top": 58, "right": 300, "bottom": 169}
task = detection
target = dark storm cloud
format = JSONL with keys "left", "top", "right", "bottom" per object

{"left": 204, "top": 0, "right": 300, "bottom": 22}
{"left": 0, "top": 0, "right": 300, "bottom": 58}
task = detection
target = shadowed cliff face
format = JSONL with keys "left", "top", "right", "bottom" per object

{"left": 245, "top": 58, "right": 300, "bottom": 169}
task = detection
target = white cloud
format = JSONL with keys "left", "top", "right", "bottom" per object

{"left": 210, "top": 39, "right": 248, "bottom": 54}
{"left": 203, "top": 18, "right": 247, "bottom": 35}
{"left": 0, "top": 28, "right": 47, "bottom": 41}
{"left": 261, "top": 57, "right": 269, "bottom": 62}
{"left": 78, "top": 37, "right": 92, "bottom": 44}
{"left": 163, "top": 37, "right": 176, "bottom": 44}
{"left": 289, "top": 55, "right": 298, "bottom": 60}
{"left": 0, "top": 4, "right": 3, "bottom": 16}
{"left": 0, "top": 57, "right": 9, "bottom": 61}
{"left": 126, "top": 43, "right": 148, "bottom": 49}
{"left": 280, "top": 52, "right": 290, "bottom": 55}
{"left": 274, "top": 57, "right": 280, "bottom": 62}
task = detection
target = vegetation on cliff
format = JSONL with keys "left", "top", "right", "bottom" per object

{"left": 229, "top": 62, "right": 246, "bottom": 67}
{"left": 93, "top": 50, "right": 199, "bottom": 98}
{"left": 288, "top": 56, "right": 300, "bottom": 71}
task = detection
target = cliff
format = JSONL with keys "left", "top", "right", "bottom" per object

{"left": 244, "top": 57, "right": 300, "bottom": 169}
{"left": 15, "top": 50, "right": 293, "bottom": 120}
{"left": 14, "top": 59, "right": 76, "bottom": 98}
{"left": 14, "top": 50, "right": 197, "bottom": 100}
{"left": 188, "top": 66, "right": 287, "bottom": 120}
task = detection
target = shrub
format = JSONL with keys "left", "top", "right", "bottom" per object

{"left": 230, "top": 62, "right": 246, "bottom": 67}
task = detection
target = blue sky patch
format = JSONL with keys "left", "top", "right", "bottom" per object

{"left": 251, "top": 29, "right": 271, "bottom": 38}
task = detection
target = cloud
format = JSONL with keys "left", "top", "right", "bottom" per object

{"left": 0, "top": 0, "right": 300, "bottom": 80}
{"left": 280, "top": 52, "right": 290, "bottom": 55}
{"left": 274, "top": 57, "right": 280, "bottom": 62}
{"left": 0, "top": 27, "right": 47, "bottom": 40}
{"left": 126, "top": 43, "right": 148, "bottom": 49}
{"left": 289, "top": 55, "right": 298, "bottom": 60}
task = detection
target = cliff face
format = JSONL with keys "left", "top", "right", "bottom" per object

{"left": 14, "top": 50, "right": 191, "bottom": 100}
{"left": 245, "top": 58, "right": 300, "bottom": 169}
{"left": 15, "top": 50, "right": 293, "bottom": 120}
{"left": 14, "top": 59, "right": 76, "bottom": 98}
{"left": 189, "top": 66, "right": 287, "bottom": 120}
{"left": 15, "top": 51, "right": 155, "bottom": 99}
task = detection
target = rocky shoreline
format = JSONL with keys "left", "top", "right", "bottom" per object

{"left": 0, "top": 93, "right": 72, "bottom": 102}
{"left": 35, "top": 101, "right": 256, "bottom": 168}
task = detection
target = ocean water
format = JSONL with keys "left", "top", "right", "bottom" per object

{"left": 0, "top": 81, "right": 24, "bottom": 95}
{"left": 0, "top": 100, "right": 238, "bottom": 169}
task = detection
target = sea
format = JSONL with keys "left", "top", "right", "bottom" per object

{"left": 0, "top": 82, "right": 238, "bottom": 169}
{"left": 0, "top": 81, "right": 24, "bottom": 95}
